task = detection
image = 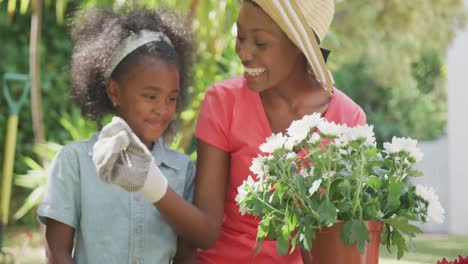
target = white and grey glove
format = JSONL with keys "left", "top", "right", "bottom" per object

{"left": 93, "top": 116, "right": 168, "bottom": 203}
{"left": 92, "top": 117, "right": 130, "bottom": 179}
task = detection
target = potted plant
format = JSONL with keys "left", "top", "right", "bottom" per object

{"left": 236, "top": 113, "right": 445, "bottom": 263}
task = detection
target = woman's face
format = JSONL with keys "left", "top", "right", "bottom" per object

{"left": 107, "top": 56, "right": 179, "bottom": 148}
{"left": 235, "top": 1, "right": 305, "bottom": 93}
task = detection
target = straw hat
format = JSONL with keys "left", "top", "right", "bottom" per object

{"left": 253, "top": 0, "right": 335, "bottom": 93}
{"left": 297, "top": 0, "right": 334, "bottom": 42}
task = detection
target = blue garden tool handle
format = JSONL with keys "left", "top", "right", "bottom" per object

{"left": 2, "top": 73, "right": 30, "bottom": 115}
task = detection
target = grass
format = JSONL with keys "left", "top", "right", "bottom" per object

{"left": 1, "top": 225, "right": 467, "bottom": 263}
{"left": 380, "top": 234, "right": 468, "bottom": 264}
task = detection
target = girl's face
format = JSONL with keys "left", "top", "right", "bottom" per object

{"left": 107, "top": 56, "right": 179, "bottom": 149}
{"left": 235, "top": 1, "right": 304, "bottom": 93}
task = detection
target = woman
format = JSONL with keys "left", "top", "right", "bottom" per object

{"left": 194, "top": 0, "right": 366, "bottom": 263}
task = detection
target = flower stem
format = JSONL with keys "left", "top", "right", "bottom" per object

{"left": 352, "top": 146, "right": 365, "bottom": 220}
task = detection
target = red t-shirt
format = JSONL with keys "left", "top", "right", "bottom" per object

{"left": 195, "top": 76, "right": 366, "bottom": 263}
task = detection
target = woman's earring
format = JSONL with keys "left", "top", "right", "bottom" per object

{"left": 113, "top": 102, "right": 118, "bottom": 109}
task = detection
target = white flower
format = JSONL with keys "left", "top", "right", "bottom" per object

{"left": 383, "top": 137, "right": 424, "bottom": 162}
{"left": 236, "top": 176, "right": 257, "bottom": 215}
{"left": 287, "top": 113, "right": 322, "bottom": 142}
{"left": 308, "top": 179, "right": 322, "bottom": 196}
{"left": 317, "top": 120, "right": 346, "bottom": 137}
{"left": 299, "top": 233, "right": 305, "bottom": 242}
{"left": 309, "top": 166, "right": 315, "bottom": 177}
{"left": 286, "top": 152, "right": 297, "bottom": 159}
{"left": 415, "top": 185, "right": 445, "bottom": 224}
{"left": 284, "top": 138, "right": 296, "bottom": 150}
{"left": 339, "top": 149, "right": 349, "bottom": 155}
{"left": 250, "top": 155, "right": 267, "bottom": 178}
{"left": 299, "top": 167, "right": 315, "bottom": 178}
{"left": 335, "top": 132, "right": 350, "bottom": 146}
{"left": 260, "top": 133, "right": 288, "bottom": 153}
{"left": 307, "top": 132, "right": 321, "bottom": 144}
{"left": 403, "top": 157, "right": 410, "bottom": 165}
{"left": 344, "top": 124, "right": 376, "bottom": 146}
{"left": 323, "top": 171, "right": 336, "bottom": 179}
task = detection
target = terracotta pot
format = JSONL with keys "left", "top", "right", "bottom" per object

{"left": 310, "top": 221, "right": 383, "bottom": 264}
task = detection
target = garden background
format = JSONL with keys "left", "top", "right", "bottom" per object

{"left": 0, "top": 0, "right": 467, "bottom": 263}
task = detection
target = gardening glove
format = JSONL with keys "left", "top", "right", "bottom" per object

{"left": 93, "top": 117, "right": 130, "bottom": 180}
{"left": 93, "top": 116, "right": 168, "bottom": 203}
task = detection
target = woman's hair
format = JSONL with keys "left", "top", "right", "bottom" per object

{"left": 70, "top": 7, "right": 195, "bottom": 142}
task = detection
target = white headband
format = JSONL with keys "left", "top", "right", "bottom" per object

{"left": 105, "top": 30, "right": 174, "bottom": 79}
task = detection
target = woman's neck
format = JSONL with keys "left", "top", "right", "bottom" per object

{"left": 259, "top": 70, "right": 332, "bottom": 133}
{"left": 261, "top": 70, "right": 325, "bottom": 107}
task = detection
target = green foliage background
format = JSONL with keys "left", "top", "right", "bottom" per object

{"left": 0, "top": 0, "right": 466, "bottom": 224}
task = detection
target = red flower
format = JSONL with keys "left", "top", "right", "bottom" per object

{"left": 437, "top": 256, "right": 468, "bottom": 264}
{"left": 320, "top": 187, "right": 326, "bottom": 199}
{"left": 438, "top": 258, "right": 449, "bottom": 264}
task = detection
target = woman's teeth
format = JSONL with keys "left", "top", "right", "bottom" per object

{"left": 245, "top": 68, "right": 266, "bottom": 76}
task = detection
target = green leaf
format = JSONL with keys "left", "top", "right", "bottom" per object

{"left": 19, "top": 0, "right": 29, "bottom": 14}
{"left": 8, "top": 0, "right": 16, "bottom": 17}
{"left": 408, "top": 170, "right": 424, "bottom": 177}
{"left": 14, "top": 186, "right": 45, "bottom": 219}
{"left": 276, "top": 235, "right": 290, "bottom": 256}
{"left": 258, "top": 218, "right": 270, "bottom": 238}
{"left": 366, "top": 147, "right": 378, "bottom": 157}
{"left": 302, "top": 225, "right": 315, "bottom": 251}
{"left": 281, "top": 222, "right": 290, "bottom": 239}
{"left": 336, "top": 200, "right": 353, "bottom": 220}
{"left": 337, "top": 179, "right": 352, "bottom": 198}
{"left": 387, "top": 180, "right": 404, "bottom": 211}
{"left": 391, "top": 229, "right": 407, "bottom": 259}
{"left": 372, "top": 166, "right": 388, "bottom": 177}
{"left": 318, "top": 199, "right": 338, "bottom": 225}
{"left": 289, "top": 234, "right": 298, "bottom": 254}
{"left": 341, "top": 220, "right": 370, "bottom": 255}
{"left": 288, "top": 212, "right": 298, "bottom": 232}
{"left": 22, "top": 156, "right": 43, "bottom": 171}
{"left": 341, "top": 222, "right": 351, "bottom": 245}
{"left": 366, "top": 176, "right": 382, "bottom": 191}
{"left": 384, "top": 218, "right": 423, "bottom": 236}
{"left": 363, "top": 203, "right": 378, "bottom": 220}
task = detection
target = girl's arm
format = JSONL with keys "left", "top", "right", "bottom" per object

{"left": 155, "top": 140, "right": 229, "bottom": 249}
{"left": 45, "top": 219, "right": 75, "bottom": 264}
{"left": 173, "top": 236, "right": 197, "bottom": 264}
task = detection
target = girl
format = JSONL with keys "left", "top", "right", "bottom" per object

{"left": 193, "top": 0, "right": 366, "bottom": 263}
{"left": 38, "top": 8, "right": 196, "bottom": 264}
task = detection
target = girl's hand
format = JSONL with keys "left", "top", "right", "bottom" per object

{"left": 92, "top": 117, "right": 130, "bottom": 177}
{"left": 93, "top": 116, "right": 168, "bottom": 203}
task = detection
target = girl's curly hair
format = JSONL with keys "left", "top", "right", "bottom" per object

{"left": 70, "top": 7, "right": 195, "bottom": 142}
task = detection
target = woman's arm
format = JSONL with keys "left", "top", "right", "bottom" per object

{"left": 302, "top": 250, "right": 312, "bottom": 264}
{"left": 155, "top": 140, "right": 229, "bottom": 249}
{"left": 44, "top": 219, "right": 75, "bottom": 264}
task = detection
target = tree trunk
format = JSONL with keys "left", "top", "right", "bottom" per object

{"left": 29, "top": 0, "right": 45, "bottom": 150}
{"left": 188, "top": 0, "right": 200, "bottom": 19}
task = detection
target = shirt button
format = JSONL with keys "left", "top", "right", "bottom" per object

{"left": 136, "top": 226, "right": 142, "bottom": 233}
